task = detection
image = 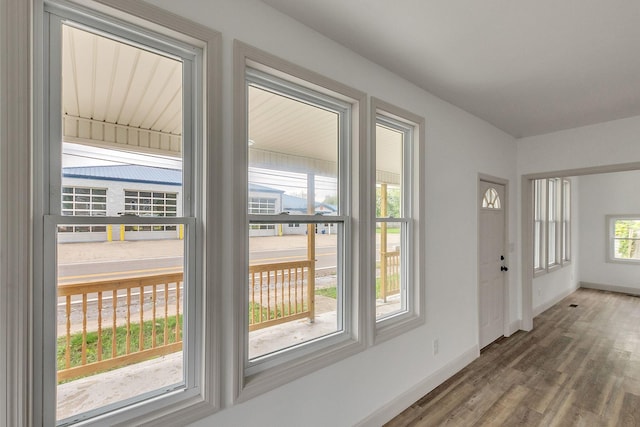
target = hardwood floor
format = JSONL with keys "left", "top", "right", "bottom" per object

{"left": 385, "top": 288, "right": 640, "bottom": 426}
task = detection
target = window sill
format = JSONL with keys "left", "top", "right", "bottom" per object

{"left": 374, "top": 310, "right": 425, "bottom": 345}
{"left": 237, "top": 336, "right": 365, "bottom": 403}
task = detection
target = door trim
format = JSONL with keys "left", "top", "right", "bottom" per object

{"left": 478, "top": 174, "right": 510, "bottom": 348}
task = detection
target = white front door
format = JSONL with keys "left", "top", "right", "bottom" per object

{"left": 479, "top": 180, "right": 506, "bottom": 348}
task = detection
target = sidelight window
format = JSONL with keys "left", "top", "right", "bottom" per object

{"left": 372, "top": 98, "right": 425, "bottom": 340}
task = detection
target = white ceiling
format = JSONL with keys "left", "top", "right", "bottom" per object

{"left": 262, "top": 0, "right": 640, "bottom": 137}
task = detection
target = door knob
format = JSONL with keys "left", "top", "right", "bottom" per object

{"left": 500, "top": 266, "right": 509, "bottom": 272}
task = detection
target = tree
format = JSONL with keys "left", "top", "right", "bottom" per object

{"left": 614, "top": 219, "right": 640, "bottom": 259}
{"left": 322, "top": 194, "right": 338, "bottom": 206}
{"left": 376, "top": 185, "right": 400, "bottom": 218}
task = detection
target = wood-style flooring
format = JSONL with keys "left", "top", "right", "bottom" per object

{"left": 385, "top": 288, "right": 640, "bottom": 426}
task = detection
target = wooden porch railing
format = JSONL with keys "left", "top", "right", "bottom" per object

{"left": 57, "top": 273, "right": 183, "bottom": 382}
{"left": 379, "top": 250, "right": 400, "bottom": 302}
{"left": 57, "top": 260, "right": 317, "bottom": 381}
{"left": 249, "top": 259, "right": 315, "bottom": 331}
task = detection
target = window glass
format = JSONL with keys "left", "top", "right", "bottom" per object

{"left": 248, "top": 224, "right": 339, "bottom": 359}
{"left": 375, "top": 119, "right": 408, "bottom": 320}
{"left": 533, "top": 179, "right": 546, "bottom": 271}
{"left": 612, "top": 218, "right": 640, "bottom": 260}
{"left": 547, "top": 179, "right": 558, "bottom": 267}
{"left": 49, "top": 21, "right": 195, "bottom": 423}
{"left": 533, "top": 177, "right": 571, "bottom": 273}
{"left": 246, "top": 71, "right": 346, "bottom": 364}
{"left": 482, "top": 188, "right": 501, "bottom": 209}
{"left": 562, "top": 179, "right": 571, "bottom": 262}
{"left": 56, "top": 233, "right": 185, "bottom": 420}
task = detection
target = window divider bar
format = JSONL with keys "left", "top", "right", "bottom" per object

{"left": 375, "top": 217, "right": 409, "bottom": 223}
{"left": 248, "top": 215, "right": 347, "bottom": 224}
{"left": 46, "top": 214, "right": 195, "bottom": 225}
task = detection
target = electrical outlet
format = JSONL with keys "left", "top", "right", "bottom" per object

{"left": 433, "top": 338, "right": 439, "bottom": 355}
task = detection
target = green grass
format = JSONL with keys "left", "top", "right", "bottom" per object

{"left": 315, "top": 275, "right": 399, "bottom": 301}
{"left": 315, "top": 287, "right": 337, "bottom": 299}
{"left": 376, "top": 227, "right": 400, "bottom": 234}
{"left": 249, "top": 301, "right": 305, "bottom": 324}
{"left": 57, "top": 315, "right": 182, "bottom": 372}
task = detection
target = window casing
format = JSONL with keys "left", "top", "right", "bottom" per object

{"left": 244, "top": 67, "right": 350, "bottom": 372}
{"left": 371, "top": 98, "right": 425, "bottom": 341}
{"left": 607, "top": 215, "right": 640, "bottom": 263}
{"left": 34, "top": 2, "right": 217, "bottom": 425}
{"left": 234, "top": 42, "right": 366, "bottom": 399}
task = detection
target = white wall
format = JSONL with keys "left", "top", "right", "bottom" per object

{"left": 142, "top": 0, "right": 518, "bottom": 425}
{"left": 578, "top": 170, "right": 640, "bottom": 292}
{"left": 517, "top": 115, "right": 640, "bottom": 175}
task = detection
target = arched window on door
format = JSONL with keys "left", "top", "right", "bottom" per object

{"left": 482, "top": 187, "right": 502, "bottom": 209}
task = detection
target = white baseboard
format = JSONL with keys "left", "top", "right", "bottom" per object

{"left": 580, "top": 281, "right": 640, "bottom": 296}
{"left": 355, "top": 345, "right": 479, "bottom": 427}
{"left": 505, "top": 319, "right": 521, "bottom": 337}
{"left": 532, "top": 285, "right": 579, "bottom": 317}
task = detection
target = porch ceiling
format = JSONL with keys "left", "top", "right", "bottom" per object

{"left": 62, "top": 25, "right": 401, "bottom": 181}
{"left": 62, "top": 25, "right": 182, "bottom": 140}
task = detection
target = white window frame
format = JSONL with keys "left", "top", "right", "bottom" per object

{"left": 533, "top": 177, "right": 571, "bottom": 277}
{"left": 233, "top": 41, "right": 366, "bottom": 401}
{"left": 547, "top": 178, "right": 561, "bottom": 270}
{"left": 533, "top": 179, "right": 546, "bottom": 274}
{"left": 371, "top": 98, "right": 425, "bottom": 343}
{"left": 606, "top": 214, "right": 640, "bottom": 264}
{"left": 561, "top": 179, "right": 571, "bottom": 263}
{"left": 32, "top": 1, "right": 222, "bottom": 425}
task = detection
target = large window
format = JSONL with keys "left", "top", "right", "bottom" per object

{"left": 533, "top": 177, "right": 571, "bottom": 275}
{"left": 235, "top": 42, "right": 365, "bottom": 397}
{"left": 244, "top": 68, "right": 347, "bottom": 363}
{"left": 35, "top": 4, "right": 217, "bottom": 425}
{"left": 372, "top": 99, "right": 424, "bottom": 338}
{"left": 607, "top": 216, "right": 640, "bottom": 263}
